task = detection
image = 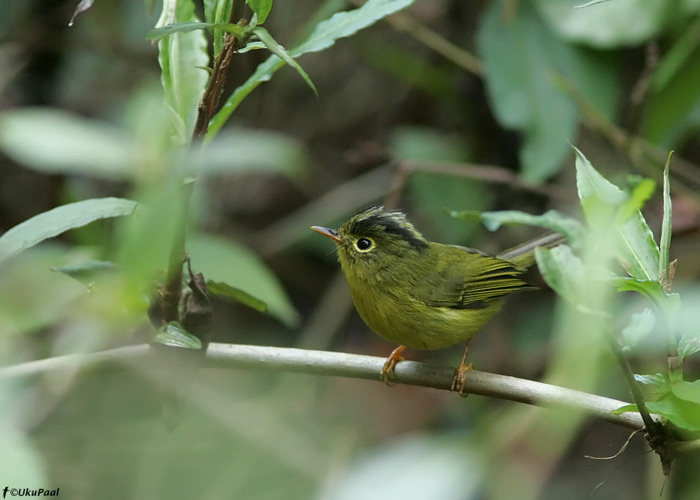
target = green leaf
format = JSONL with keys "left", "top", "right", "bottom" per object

{"left": 51, "top": 261, "right": 118, "bottom": 286}
{"left": 478, "top": 1, "right": 618, "bottom": 181}
{"left": 187, "top": 233, "right": 300, "bottom": 327}
{"left": 187, "top": 127, "right": 307, "bottom": 176}
{"left": 534, "top": 245, "right": 587, "bottom": 306}
{"left": 248, "top": 0, "right": 273, "bottom": 24}
{"left": 0, "top": 198, "right": 137, "bottom": 264}
{"left": 535, "top": 0, "right": 670, "bottom": 48}
{"left": 449, "top": 209, "right": 586, "bottom": 249}
{"left": 634, "top": 373, "right": 670, "bottom": 391}
{"left": 679, "top": 337, "right": 700, "bottom": 361}
{"left": 204, "top": 0, "right": 235, "bottom": 56}
{"left": 671, "top": 380, "right": 700, "bottom": 405}
{"left": 659, "top": 153, "right": 673, "bottom": 284}
{"left": 0, "top": 109, "right": 134, "bottom": 180}
{"left": 646, "top": 393, "right": 700, "bottom": 432}
{"left": 251, "top": 27, "right": 317, "bottom": 95}
{"left": 155, "top": 0, "right": 210, "bottom": 143}
{"left": 573, "top": 147, "right": 660, "bottom": 281}
{"left": 152, "top": 321, "right": 203, "bottom": 349}
{"left": 146, "top": 21, "right": 245, "bottom": 41}
{"left": 206, "top": 280, "right": 268, "bottom": 313}
{"left": 206, "top": 0, "right": 416, "bottom": 140}
{"left": 621, "top": 308, "right": 655, "bottom": 348}
{"left": 610, "top": 404, "right": 639, "bottom": 416}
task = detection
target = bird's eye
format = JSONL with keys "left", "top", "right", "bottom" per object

{"left": 355, "top": 237, "right": 374, "bottom": 252}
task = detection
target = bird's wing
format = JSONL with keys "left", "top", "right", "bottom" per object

{"left": 417, "top": 246, "right": 531, "bottom": 310}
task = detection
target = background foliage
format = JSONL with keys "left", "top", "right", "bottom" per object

{"left": 2, "top": 0, "right": 700, "bottom": 499}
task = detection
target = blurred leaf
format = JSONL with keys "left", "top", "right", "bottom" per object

{"left": 647, "top": 393, "right": 700, "bottom": 432}
{"left": 534, "top": 245, "right": 587, "bottom": 307}
{"left": 206, "top": 280, "right": 268, "bottom": 313}
{"left": 450, "top": 209, "right": 586, "bottom": 249}
{"left": 187, "top": 233, "right": 299, "bottom": 327}
{"left": 616, "top": 176, "right": 655, "bottom": 224}
{"left": 156, "top": 0, "right": 210, "bottom": 142}
{"left": 0, "top": 109, "right": 134, "bottom": 180}
{"left": 612, "top": 278, "right": 666, "bottom": 303}
{"left": 0, "top": 198, "right": 136, "bottom": 263}
{"left": 634, "top": 373, "right": 670, "bottom": 391}
{"left": 146, "top": 22, "right": 245, "bottom": 40}
{"left": 0, "top": 427, "right": 46, "bottom": 485}
{"left": 248, "top": 0, "right": 273, "bottom": 24}
{"left": 152, "top": 321, "right": 203, "bottom": 349}
{"left": 478, "top": 1, "right": 618, "bottom": 181}
{"left": 51, "top": 261, "right": 118, "bottom": 286}
{"left": 574, "top": 147, "right": 660, "bottom": 281}
{"left": 611, "top": 404, "right": 639, "bottom": 415}
{"left": 621, "top": 308, "right": 655, "bottom": 348}
{"left": 645, "top": 27, "right": 700, "bottom": 146}
{"left": 671, "top": 380, "right": 700, "bottom": 405}
{"left": 327, "top": 435, "right": 481, "bottom": 500}
{"left": 535, "top": 0, "right": 670, "bottom": 48}
{"left": 389, "top": 126, "right": 487, "bottom": 242}
{"left": 251, "top": 27, "right": 317, "bottom": 95}
{"left": 207, "top": 0, "right": 416, "bottom": 139}
{"left": 187, "top": 127, "right": 307, "bottom": 176}
{"left": 679, "top": 337, "right": 700, "bottom": 361}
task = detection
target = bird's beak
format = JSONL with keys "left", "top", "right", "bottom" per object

{"left": 311, "top": 226, "right": 341, "bottom": 243}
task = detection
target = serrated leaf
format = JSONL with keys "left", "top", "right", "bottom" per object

{"left": 621, "top": 308, "right": 655, "bottom": 348}
{"left": 574, "top": 147, "right": 660, "bottom": 281}
{"left": 147, "top": 21, "right": 245, "bottom": 41}
{"left": 0, "top": 109, "right": 134, "bottom": 180}
{"left": 248, "top": 0, "right": 273, "bottom": 24}
{"left": 251, "top": 27, "right": 317, "bottom": 95}
{"left": 152, "top": 321, "right": 203, "bottom": 349}
{"left": 156, "top": 0, "right": 210, "bottom": 142}
{"left": 0, "top": 198, "right": 137, "bottom": 263}
{"left": 187, "top": 233, "right": 299, "bottom": 327}
{"left": 206, "top": 0, "right": 416, "bottom": 140}
{"left": 449, "top": 209, "right": 586, "bottom": 249}
{"left": 206, "top": 280, "right": 267, "bottom": 313}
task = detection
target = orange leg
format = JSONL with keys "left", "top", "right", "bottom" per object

{"left": 380, "top": 345, "right": 406, "bottom": 386}
{"left": 451, "top": 339, "right": 473, "bottom": 397}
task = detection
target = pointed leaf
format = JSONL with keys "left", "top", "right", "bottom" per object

{"left": 0, "top": 109, "right": 134, "bottom": 180}
{"left": 0, "top": 198, "right": 137, "bottom": 263}
{"left": 206, "top": 280, "right": 268, "bottom": 313}
{"left": 247, "top": 0, "right": 273, "bottom": 24}
{"left": 147, "top": 22, "right": 245, "bottom": 40}
{"left": 206, "top": 0, "right": 416, "bottom": 139}
{"left": 252, "top": 27, "right": 317, "bottom": 95}
{"left": 51, "top": 261, "right": 118, "bottom": 286}
{"left": 621, "top": 308, "right": 655, "bottom": 348}
{"left": 534, "top": 245, "right": 587, "bottom": 306}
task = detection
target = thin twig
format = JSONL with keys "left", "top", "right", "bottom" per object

{"left": 0, "top": 342, "right": 647, "bottom": 431}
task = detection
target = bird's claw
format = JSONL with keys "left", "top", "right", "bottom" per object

{"left": 451, "top": 363, "right": 473, "bottom": 397}
{"left": 380, "top": 345, "right": 406, "bottom": 386}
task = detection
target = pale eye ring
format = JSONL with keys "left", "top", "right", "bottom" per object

{"left": 355, "top": 237, "right": 374, "bottom": 252}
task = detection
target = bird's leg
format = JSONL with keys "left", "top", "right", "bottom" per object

{"left": 451, "top": 339, "right": 473, "bottom": 397}
{"left": 380, "top": 345, "right": 406, "bottom": 386}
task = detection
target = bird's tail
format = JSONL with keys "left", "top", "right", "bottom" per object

{"left": 498, "top": 233, "right": 566, "bottom": 267}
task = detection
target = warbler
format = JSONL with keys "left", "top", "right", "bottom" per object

{"left": 312, "top": 205, "right": 560, "bottom": 394}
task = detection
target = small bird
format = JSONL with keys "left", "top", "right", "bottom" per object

{"left": 312, "top": 205, "right": 560, "bottom": 394}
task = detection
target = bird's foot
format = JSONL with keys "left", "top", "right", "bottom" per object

{"left": 451, "top": 362, "right": 473, "bottom": 397}
{"left": 380, "top": 345, "right": 406, "bottom": 386}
